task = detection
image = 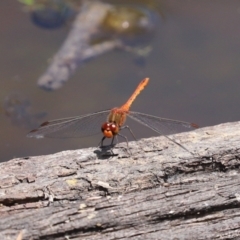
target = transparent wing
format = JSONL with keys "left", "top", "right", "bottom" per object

{"left": 27, "top": 110, "right": 110, "bottom": 138}
{"left": 128, "top": 111, "right": 198, "bottom": 136}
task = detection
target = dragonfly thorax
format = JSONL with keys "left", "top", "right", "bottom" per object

{"left": 108, "top": 108, "right": 127, "bottom": 127}
{"left": 101, "top": 122, "right": 119, "bottom": 138}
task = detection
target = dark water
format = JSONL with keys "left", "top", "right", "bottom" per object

{"left": 1, "top": 0, "right": 240, "bottom": 162}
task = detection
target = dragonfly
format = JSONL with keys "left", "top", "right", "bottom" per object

{"left": 27, "top": 78, "right": 198, "bottom": 153}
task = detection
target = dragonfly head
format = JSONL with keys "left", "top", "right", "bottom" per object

{"left": 101, "top": 122, "right": 119, "bottom": 138}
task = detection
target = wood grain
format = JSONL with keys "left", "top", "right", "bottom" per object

{"left": 1, "top": 122, "right": 240, "bottom": 239}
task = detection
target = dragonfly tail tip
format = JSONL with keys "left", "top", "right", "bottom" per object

{"left": 191, "top": 123, "right": 199, "bottom": 129}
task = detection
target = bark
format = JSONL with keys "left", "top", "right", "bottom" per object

{"left": 1, "top": 122, "right": 240, "bottom": 240}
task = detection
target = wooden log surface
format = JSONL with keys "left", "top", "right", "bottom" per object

{"left": 1, "top": 122, "right": 240, "bottom": 240}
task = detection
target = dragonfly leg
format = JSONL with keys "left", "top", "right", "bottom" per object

{"left": 121, "top": 125, "right": 137, "bottom": 141}
{"left": 111, "top": 135, "right": 118, "bottom": 146}
{"left": 117, "top": 133, "right": 129, "bottom": 148}
{"left": 98, "top": 136, "right": 106, "bottom": 147}
{"left": 117, "top": 133, "right": 132, "bottom": 155}
{"left": 98, "top": 136, "right": 116, "bottom": 148}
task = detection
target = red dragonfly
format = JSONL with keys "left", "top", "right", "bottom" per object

{"left": 27, "top": 78, "right": 198, "bottom": 153}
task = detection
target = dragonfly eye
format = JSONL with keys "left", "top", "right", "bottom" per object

{"left": 101, "top": 122, "right": 119, "bottom": 138}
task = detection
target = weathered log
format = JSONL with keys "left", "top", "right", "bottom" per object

{"left": 1, "top": 122, "right": 240, "bottom": 240}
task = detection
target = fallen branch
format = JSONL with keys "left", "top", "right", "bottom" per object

{"left": 37, "top": 1, "right": 120, "bottom": 91}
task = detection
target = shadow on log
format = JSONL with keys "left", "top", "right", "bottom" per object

{"left": 1, "top": 122, "right": 240, "bottom": 239}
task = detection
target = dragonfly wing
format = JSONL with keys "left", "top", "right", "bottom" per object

{"left": 27, "top": 110, "right": 110, "bottom": 138}
{"left": 128, "top": 111, "right": 198, "bottom": 136}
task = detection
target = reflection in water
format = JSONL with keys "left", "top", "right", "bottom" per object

{"left": 103, "top": 5, "right": 156, "bottom": 36}
{"left": 31, "top": 7, "right": 72, "bottom": 29}
{"left": 21, "top": 0, "right": 75, "bottom": 29}
{"left": 3, "top": 92, "right": 46, "bottom": 129}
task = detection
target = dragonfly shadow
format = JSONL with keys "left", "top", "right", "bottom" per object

{"left": 94, "top": 144, "right": 119, "bottom": 159}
